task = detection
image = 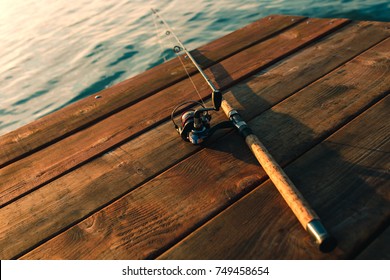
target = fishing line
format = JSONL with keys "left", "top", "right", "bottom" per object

{"left": 152, "top": 12, "right": 167, "bottom": 63}
{"left": 152, "top": 10, "right": 206, "bottom": 106}
{"left": 177, "top": 52, "right": 206, "bottom": 106}
{"left": 151, "top": 8, "right": 224, "bottom": 145}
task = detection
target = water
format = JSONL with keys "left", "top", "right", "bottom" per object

{"left": 0, "top": 0, "right": 389, "bottom": 136}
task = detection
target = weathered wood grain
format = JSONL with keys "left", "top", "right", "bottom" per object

{"left": 356, "top": 226, "right": 390, "bottom": 260}
{"left": 0, "top": 18, "right": 349, "bottom": 207}
{"left": 0, "top": 19, "right": 386, "bottom": 258}
{"left": 0, "top": 15, "right": 305, "bottom": 169}
{"left": 18, "top": 38, "right": 390, "bottom": 259}
{"left": 159, "top": 95, "right": 390, "bottom": 259}
{"left": 223, "top": 21, "right": 390, "bottom": 121}
{"left": 208, "top": 18, "right": 350, "bottom": 89}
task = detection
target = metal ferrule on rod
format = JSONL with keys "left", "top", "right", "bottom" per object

{"left": 306, "top": 219, "right": 337, "bottom": 252}
{"left": 227, "top": 109, "right": 253, "bottom": 138}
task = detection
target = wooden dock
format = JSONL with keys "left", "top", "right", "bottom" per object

{"left": 0, "top": 15, "right": 389, "bottom": 260}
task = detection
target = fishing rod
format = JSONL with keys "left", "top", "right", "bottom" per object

{"left": 151, "top": 8, "right": 337, "bottom": 252}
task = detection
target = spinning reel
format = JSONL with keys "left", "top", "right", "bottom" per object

{"left": 171, "top": 89, "right": 232, "bottom": 144}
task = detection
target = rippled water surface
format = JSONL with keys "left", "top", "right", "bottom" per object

{"left": 0, "top": 0, "right": 389, "bottom": 135}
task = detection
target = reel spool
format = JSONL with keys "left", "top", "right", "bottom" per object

{"left": 171, "top": 101, "right": 212, "bottom": 144}
{"left": 171, "top": 98, "right": 233, "bottom": 145}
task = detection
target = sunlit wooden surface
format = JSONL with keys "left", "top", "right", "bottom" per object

{"left": 0, "top": 15, "right": 389, "bottom": 259}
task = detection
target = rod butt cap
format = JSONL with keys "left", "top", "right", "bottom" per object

{"left": 307, "top": 219, "right": 337, "bottom": 253}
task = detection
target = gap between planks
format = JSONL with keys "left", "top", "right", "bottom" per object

{"left": 158, "top": 95, "right": 390, "bottom": 259}
{"left": 0, "top": 15, "right": 307, "bottom": 169}
{"left": 15, "top": 37, "right": 390, "bottom": 260}
{"left": 1, "top": 20, "right": 388, "bottom": 260}
{"left": 355, "top": 225, "right": 390, "bottom": 260}
{"left": 0, "top": 17, "right": 352, "bottom": 207}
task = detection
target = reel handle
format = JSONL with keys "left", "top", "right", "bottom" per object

{"left": 212, "top": 89, "right": 222, "bottom": 111}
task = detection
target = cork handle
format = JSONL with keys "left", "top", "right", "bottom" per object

{"left": 221, "top": 99, "right": 318, "bottom": 226}
{"left": 245, "top": 134, "right": 319, "bottom": 226}
{"left": 221, "top": 100, "right": 337, "bottom": 252}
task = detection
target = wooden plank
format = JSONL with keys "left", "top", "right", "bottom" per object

{"left": 159, "top": 96, "right": 390, "bottom": 259}
{"left": 1, "top": 20, "right": 387, "bottom": 258}
{"left": 356, "top": 226, "right": 390, "bottom": 260}
{"left": 208, "top": 18, "right": 350, "bottom": 90}
{"left": 0, "top": 17, "right": 349, "bottom": 207}
{"left": 0, "top": 15, "right": 305, "bottom": 168}
{"left": 234, "top": 21, "right": 390, "bottom": 121}
{"left": 17, "top": 38, "right": 390, "bottom": 260}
